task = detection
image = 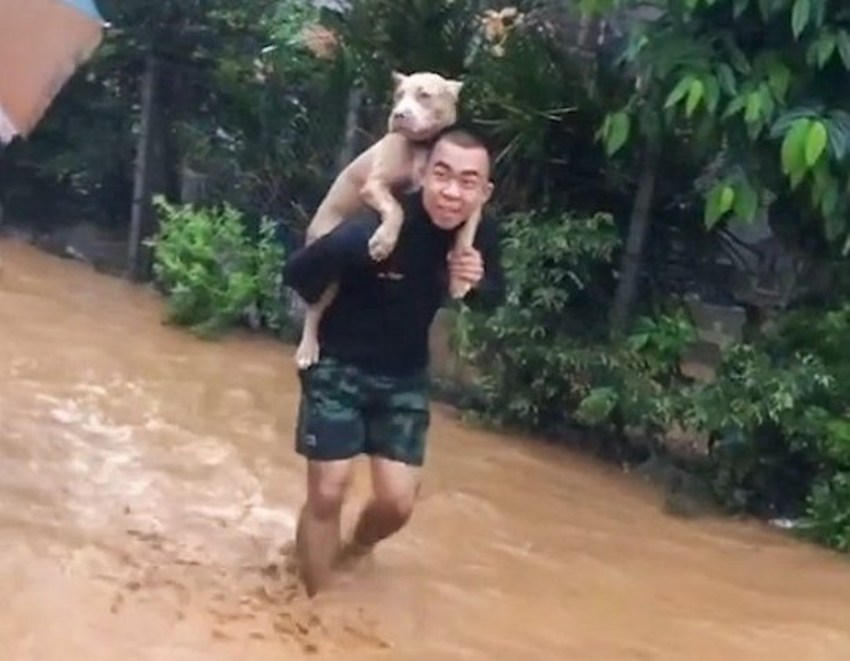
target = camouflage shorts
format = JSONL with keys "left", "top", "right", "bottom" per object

{"left": 295, "top": 357, "right": 431, "bottom": 466}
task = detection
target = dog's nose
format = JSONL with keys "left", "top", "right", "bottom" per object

{"left": 393, "top": 109, "right": 411, "bottom": 121}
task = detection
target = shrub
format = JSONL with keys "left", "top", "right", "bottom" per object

{"left": 148, "top": 197, "right": 288, "bottom": 339}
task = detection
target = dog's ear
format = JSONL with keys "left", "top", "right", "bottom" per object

{"left": 391, "top": 71, "right": 408, "bottom": 88}
{"left": 445, "top": 79, "right": 464, "bottom": 100}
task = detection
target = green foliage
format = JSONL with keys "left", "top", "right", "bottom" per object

{"left": 148, "top": 197, "right": 287, "bottom": 339}
{"left": 457, "top": 210, "right": 698, "bottom": 442}
{"left": 677, "top": 345, "right": 831, "bottom": 513}
{"left": 574, "top": 309, "right": 699, "bottom": 436}
{"left": 761, "top": 303, "right": 850, "bottom": 543}
{"left": 588, "top": 0, "right": 850, "bottom": 249}
{"left": 806, "top": 472, "right": 850, "bottom": 551}
{"left": 455, "top": 200, "right": 850, "bottom": 546}
{"left": 463, "top": 16, "right": 587, "bottom": 203}
{"left": 456, "top": 209, "right": 620, "bottom": 430}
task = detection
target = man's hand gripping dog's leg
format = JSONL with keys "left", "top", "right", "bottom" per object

{"left": 449, "top": 205, "right": 483, "bottom": 299}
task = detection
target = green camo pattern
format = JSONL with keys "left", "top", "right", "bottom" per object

{"left": 295, "top": 357, "right": 430, "bottom": 466}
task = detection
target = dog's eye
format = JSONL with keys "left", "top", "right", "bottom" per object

{"left": 417, "top": 89, "right": 432, "bottom": 100}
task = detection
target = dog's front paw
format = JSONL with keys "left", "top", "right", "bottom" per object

{"left": 368, "top": 225, "right": 400, "bottom": 262}
{"left": 295, "top": 336, "right": 321, "bottom": 370}
{"left": 449, "top": 277, "right": 473, "bottom": 300}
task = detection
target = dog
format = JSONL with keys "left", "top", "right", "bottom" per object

{"left": 294, "top": 70, "right": 483, "bottom": 369}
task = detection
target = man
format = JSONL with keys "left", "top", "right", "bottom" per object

{"left": 282, "top": 126, "right": 505, "bottom": 596}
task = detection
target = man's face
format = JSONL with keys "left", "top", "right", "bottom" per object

{"left": 421, "top": 138, "right": 494, "bottom": 231}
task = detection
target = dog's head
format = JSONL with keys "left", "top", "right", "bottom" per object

{"left": 388, "top": 71, "right": 463, "bottom": 141}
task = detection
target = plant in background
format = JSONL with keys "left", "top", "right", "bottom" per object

{"left": 253, "top": 216, "right": 289, "bottom": 334}
{"left": 147, "top": 197, "right": 287, "bottom": 339}
{"left": 576, "top": 309, "right": 699, "bottom": 433}
{"left": 676, "top": 344, "right": 833, "bottom": 515}
{"left": 455, "top": 208, "right": 621, "bottom": 431}
{"left": 759, "top": 302, "right": 850, "bottom": 546}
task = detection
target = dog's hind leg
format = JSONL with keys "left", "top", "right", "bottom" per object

{"left": 295, "top": 282, "right": 339, "bottom": 369}
{"left": 448, "top": 205, "right": 483, "bottom": 299}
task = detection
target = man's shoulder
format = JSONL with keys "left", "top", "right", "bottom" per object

{"left": 340, "top": 207, "right": 381, "bottom": 231}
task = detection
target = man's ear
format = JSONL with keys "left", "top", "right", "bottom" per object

{"left": 482, "top": 180, "right": 495, "bottom": 204}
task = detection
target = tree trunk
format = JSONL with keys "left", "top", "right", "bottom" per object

{"left": 126, "top": 52, "right": 158, "bottom": 282}
{"left": 610, "top": 142, "right": 660, "bottom": 334}
{"left": 336, "top": 86, "right": 363, "bottom": 171}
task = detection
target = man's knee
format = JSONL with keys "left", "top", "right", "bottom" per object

{"left": 373, "top": 482, "right": 420, "bottom": 527}
{"left": 306, "top": 461, "right": 352, "bottom": 519}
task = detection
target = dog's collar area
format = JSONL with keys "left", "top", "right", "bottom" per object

{"left": 405, "top": 134, "right": 440, "bottom": 146}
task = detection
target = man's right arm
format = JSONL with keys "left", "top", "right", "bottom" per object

{"left": 282, "top": 213, "right": 379, "bottom": 304}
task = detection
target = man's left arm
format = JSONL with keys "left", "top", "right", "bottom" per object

{"left": 282, "top": 214, "right": 378, "bottom": 304}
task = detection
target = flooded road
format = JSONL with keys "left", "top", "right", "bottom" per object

{"left": 1, "top": 238, "right": 850, "bottom": 660}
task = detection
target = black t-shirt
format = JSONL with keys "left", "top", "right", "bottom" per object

{"left": 282, "top": 192, "right": 505, "bottom": 376}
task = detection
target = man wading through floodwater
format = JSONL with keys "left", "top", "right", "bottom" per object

{"left": 282, "top": 127, "right": 505, "bottom": 595}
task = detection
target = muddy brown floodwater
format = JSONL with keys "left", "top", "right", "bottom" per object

{"left": 1, "top": 238, "right": 850, "bottom": 660}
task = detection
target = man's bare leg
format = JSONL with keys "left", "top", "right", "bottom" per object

{"left": 296, "top": 458, "right": 354, "bottom": 596}
{"left": 339, "top": 457, "right": 421, "bottom": 564}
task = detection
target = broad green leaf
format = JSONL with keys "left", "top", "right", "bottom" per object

{"left": 767, "top": 61, "right": 791, "bottom": 100}
{"left": 745, "top": 92, "right": 762, "bottom": 124}
{"left": 759, "top": 83, "right": 776, "bottom": 121}
{"left": 770, "top": 106, "right": 821, "bottom": 138}
{"left": 685, "top": 79, "right": 705, "bottom": 117}
{"left": 826, "top": 111, "right": 850, "bottom": 159}
{"left": 805, "top": 121, "right": 828, "bottom": 166}
{"left": 723, "top": 95, "right": 747, "bottom": 119}
{"left": 791, "top": 0, "right": 810, "bottom": 39}
{"left": 705, "top": 184, "right": 735, "bottom": 228}
{"left": 790, "top": 168, "right": 806, "bottom": 190}
{"left": 664, "top": 76, "right": 694, "bottom": 109}
{"left": 576, "top": 387, "right": 618, "bottom": 426}
{"left": 837, "top": 31, "right": 850, "bottom": 70}
{"left": 717, "top": 64, "right": 737, "bottom": 94}
{"left": 703, "top": 76, "right": 720, "bottom": 114}
{"left": 733, "top": 183, "right": 759, "bottom": 223}
{"left": 606, "top": 111, "right": 630, "bottom": 156}
{"left": 781, "top": 118, "right": 811, "bottom": 176}
{"left": 721, "top": 185, "right": 735, "bottom": 211}
{"left": 812, "top": 35, "right": 837, "bottom": 68}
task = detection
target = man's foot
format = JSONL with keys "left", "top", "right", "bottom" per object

{"left": 335, "top": 538, "right": 374, "bottom": 572}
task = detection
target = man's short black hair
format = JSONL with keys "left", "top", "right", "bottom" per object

{"left": 431, "top": 123, "right": 494, "bottom": 162}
